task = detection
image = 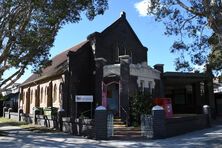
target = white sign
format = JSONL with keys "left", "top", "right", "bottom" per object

{"left": 75, "top": 95, "right": 93, "bottom": 102}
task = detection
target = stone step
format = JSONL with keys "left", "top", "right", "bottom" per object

{"left": 114, "top": 127, "right": 140, "bottom": 131}
{"left": 114, "top": 131, "right": 141, "bottom": 135}
{"left": 113, "top": 118, "right": 122, "bottom": 122}
{"left": 114, "top": 127, "right": 141, "bottom": 135}
{"left": 113, "top": 118, "right": 126, "bottom": 128}
{"left": 110, "top": 135, "right": 146, "bottom": 140}
{"left": 113, "top": 121, "right": 124, "bottom": 125}
{"left": 114, "top": 124, "right": 126, "bottom": 128}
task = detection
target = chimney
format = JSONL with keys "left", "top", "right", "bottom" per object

{"left": 120, "top": 11, "right": 126, "bottom": 19}
{"left": 154, "top": 64, "right": 164, "bottom": 74}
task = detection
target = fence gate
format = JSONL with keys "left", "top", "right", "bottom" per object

{"left": 141, "top": 114, "right": 153, "bottom": 138}
{"left": 107, "top": 113, "right": 114, "bottom": 137}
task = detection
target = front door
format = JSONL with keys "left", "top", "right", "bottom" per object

{"left": 106, "top": 82, "right": 119, "bottom": 116}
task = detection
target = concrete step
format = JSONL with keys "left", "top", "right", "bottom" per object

{"left": 111, "top": 127, "right": 145, "bottom": 140}
{"left": 113, "top": 121, "right": 124, "bottom": 124}
{"left": 113, "top": 118, "right": 122, "bottom": 122}
{"left": 114, "top": 125, "right": 126, "bottom": 128}
{"left": 110, "top": 134, "right": 146, "bottom": 140}
{"left": 114, "top": 126, "right": 140, "bottom": 131}
{"left": 114, "top": 131, "right": 141, "bottom": 135}
{"left": 113, "top": 118, "right": 126, "bottom": 128}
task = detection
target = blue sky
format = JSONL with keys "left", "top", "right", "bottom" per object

{"left": 18, "top": 0, "right": 178, "bottom": 83}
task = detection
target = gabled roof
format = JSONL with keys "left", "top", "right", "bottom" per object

{"left": 22, "top": 40, "right": 89, "bottom": 86}
{"left": 100, "top": 12, "right": 144, "bottom": 47}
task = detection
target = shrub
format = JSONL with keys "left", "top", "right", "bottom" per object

{"left": 129, "top": 91, "right": 153, "bottom": 126}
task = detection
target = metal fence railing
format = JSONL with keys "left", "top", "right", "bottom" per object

{"left": 141, "top": 114, "right": 153, "bottom": 138}
{"left": 107, "top": 113, "right": 114, "bottom": 138}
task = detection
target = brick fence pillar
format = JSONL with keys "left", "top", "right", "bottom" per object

{"left": 152, "top": 105, "right": 166, "bottom": 139}
{"left": 95, "top": 106, "right": 107, "bottom": 140}
{"left": 203, "top": 105, "right": 211, "bottom": 127}
{"left": 8, "top": 108, "right": 12, "bottom": 119}
{"left": 18, "top": 108, "right": 23, "bottom": 121}
{"left": 57, "top": 109, "right": 64, "bottom": 131}
{"left": 33, "top": 109, "right": 39, "bottom": 125}
{"left": 3, "top": 107, "right": 7, "bottom": 118}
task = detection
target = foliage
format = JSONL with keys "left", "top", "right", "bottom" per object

{"left": 129, "top": 91, "right": 153, "bottom": 126}
{"left": 0, "top": 0, "right": 108, "bottom": 91}
{"left": 146, "top": 0, "right": 222, "bottom": 73}
{"left": 0, "top": 93, "right": 7, "bottom": 101}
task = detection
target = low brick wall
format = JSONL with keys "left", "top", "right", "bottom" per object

{"left": 21, "top": 114, "right": 34, "bottom": 124}
{"left": 4, "top": 112, "right": 10, "bottom": 118}
{"left": 2, "top": 110, "right": 94, "bottom": 138}
{"left": 9, "top": 112, "right": 19, "bottom": 121}
{"left": 4, "top": 112, "right": 19, "bottom": 121}
{"left": 34, "top": 115, "right": 57, "bottom": 128}
{"left": 165, "top": 114, "right": 208, "bottom": 137}
{"left": 151, "top": 105, "right": 211, "bottom": 139}
{"left": 62, "top": 117, "right": 94, "bottom": 137}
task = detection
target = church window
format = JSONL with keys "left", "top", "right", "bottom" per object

{"left": 140, "top": 80, "right": 145, "bottom": 92}
{"left": 53, "top": 84, "right": 57, "bottom": 103}
{"left": 40, "top": 87, "right": 43, "bottom": 103}
{"left": 30, "top": 90, "right": 33, "bottom": 103}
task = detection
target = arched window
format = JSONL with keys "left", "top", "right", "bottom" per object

{"left": 58, "top": 83, "right": 63, "bottom": 107}
{"left": 45, "top": 87, "right": 47, "bottom": 99}
{"left": 40, "top": 87, "right": 43, "bottom": 103}
{"left": 53, "top": 84, "right": 57, "bottom": 103}
{"left": 30, "top": 90, "right": 33, "bottom": 103}
{"left": 23, "top": 92, "right": 26, "bottom": 101}
{"left": 35, "top": 89, "right": 39, "bottom": 107}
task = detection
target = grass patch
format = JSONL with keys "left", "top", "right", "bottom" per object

{"left": 0, "top": 118, "right": 27, "bottom": 127}
{"left": 0, "top": 117, "right": 60, "bottom": 133}
{"left": 21, "top": 124, "right": 60, "bottom": 133}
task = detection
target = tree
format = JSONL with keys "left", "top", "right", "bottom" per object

{"left": 0, "top": 0, "right": 108, "bottom": 91}
{"left": 129, "top": 91, "right": 153, "bottom": 126}
{"left": 146, "top": 0, "right": 222, "bottom": 73}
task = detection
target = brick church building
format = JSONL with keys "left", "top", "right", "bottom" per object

{"left": 19, "top": 12, "right": 215, "bottom": 122}
{"left": 19, "top": 12, "right": 160, "bottom": 121}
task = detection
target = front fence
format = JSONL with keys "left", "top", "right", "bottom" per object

{"left": 3, "top": 105, "right": 211, "bottom": 140}
{"left": 141, "top": 114, "right": 153, "bottom": 138}
{"left": 3, "top": 110, "right": 94, "bottom": 138}
{"left": 107, "top": 113, "right": 114, "bottom": 138}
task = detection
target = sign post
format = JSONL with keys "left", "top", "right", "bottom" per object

{"left": 75, "top": 95, "right": 93, "bottom": 118}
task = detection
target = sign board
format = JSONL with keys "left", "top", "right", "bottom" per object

{"left": 75, "top": 95, "right": 93, "bottom": 102}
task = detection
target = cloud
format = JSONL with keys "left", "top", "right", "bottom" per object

{"left": 134, "top": 0, "right": 151, "bottom": 17}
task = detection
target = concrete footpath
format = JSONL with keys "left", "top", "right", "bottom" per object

{"left": 0, "top": 123, "right": 222, "bottom": 148}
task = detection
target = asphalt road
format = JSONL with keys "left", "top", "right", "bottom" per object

{"left": 0, "top": 124, "right": 222, "bottom": 147}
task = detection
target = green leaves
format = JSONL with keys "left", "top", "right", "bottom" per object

{"left": 130, "top": 91, "right": 153, "bottom": 126}
{"left": 147, "top": 0, "right": 222, "bottom": 73}
{"left": 0, "top": 0, "right": 108, "bottom": 90}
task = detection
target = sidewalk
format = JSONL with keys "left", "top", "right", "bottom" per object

{"left": 0, "top": 122, "right": 222, "bottom": 147}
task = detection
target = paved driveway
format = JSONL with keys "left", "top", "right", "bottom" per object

{"left": 0, "top": 124, "right": 222, "bottom": 148}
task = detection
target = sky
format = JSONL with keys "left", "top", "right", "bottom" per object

{"left": 18, "top": 0, "right": 178, "bottom": 83}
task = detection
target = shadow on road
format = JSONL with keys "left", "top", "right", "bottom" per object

{"left": 0, "top": 124, "right": 222, "bottom": 147}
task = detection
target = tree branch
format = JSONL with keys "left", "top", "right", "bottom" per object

{"left": 0, "top": 66, "right": 25, "bottom": 90}
{"left": 180, "top": 15, "right": 197, "bottom": 30}
{"left": 175, "top": 0, "right": 205, "bottom": 16}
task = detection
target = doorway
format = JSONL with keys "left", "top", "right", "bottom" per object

{"left": 106, "top": 82, "right": 119, "bottom": 116}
